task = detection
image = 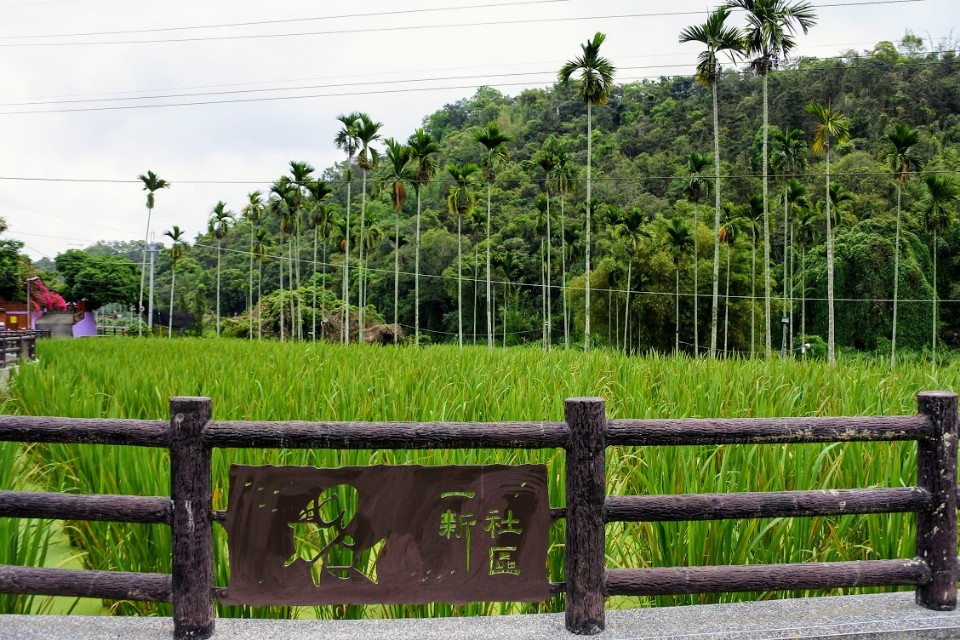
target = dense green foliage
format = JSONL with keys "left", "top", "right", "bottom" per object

{"left": 4, "top": 340, "right": 959, "bottom": 616}
{"left": 43, "top": 37, "right": 960, "bottom": 355}
{"left": 53, "top": 250, "right": 139, "bottom": 311}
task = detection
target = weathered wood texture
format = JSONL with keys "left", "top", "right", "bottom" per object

{"left": 605, "top": 559, "right": 932, "bottom": 597}
{"left": 0, "top": 415, "right": 168, "bottom": 447}
{"left": 170, "top": 397, "right": 214, "bottom": 640}
{"left": 204, "top": 420, "right": 569, "bottom": 449}
{"left": 0, "top": 565, "right": 171, "bottom": 602}
{"left": 916, "top": 391, "right": 959, "bottom": 610}
{"left": 564, "top": 398, "right": 606, "bottom": 635}
{"left": 0, "top": 490, "right": 171, "bottom": 524}
{"left": 605, "top": 487, "right": 932, "bottom": 522}
{"left": 607, "top": 415, "right": 931, "bottom": 446}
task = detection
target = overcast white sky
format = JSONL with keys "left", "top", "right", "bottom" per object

{"left": 0, "top": 0, "right": 953, "bottom": 261}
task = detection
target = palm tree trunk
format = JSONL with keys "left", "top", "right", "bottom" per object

{"left": 542, "top": 239, "right": 547, "bottom": 349}
{"left": 801, "top": 245, "right": 806, "bottom": 351}
{"left": 891, "top": 183, "right": 902, "bottom": 368}
{"left": 344, "top": 180, "right": 352, "bottom": 344}
{"left": 249, "top": 223, "right": 255, "bottom": 340}
{"left": 473, "top": 253, "right": 479, "bottom": 345}
{"left": 137, "top": 205, "right": 153, "bottom": 337}
{"left": 561, "top": 196, "right": 569, "bottom": 349}
{"left": 693, "top": 210, "right": 699, "bottom": 357}
{"left": 585, "top": 101, "right": 593, "bottom": 352}
{"left": 932, "top": 229, "right": 938, "bottom": 371}
{"left": 710, "top": 79, "right": 722, "bottom": 358}
{"left": 457, "top": 215, "right": 463, "bottom": 348}
{"left": 168, "top": 264, "right": 176, "bottom": 338}
{"left": 415, "top": 188, "right": 422, "bottom": 347}
{"left": 762, "top": 72, "right": 772, "bottom": 357}
{"left": 826, "top": 148, "right": 836, "bottom": 363}
{"left": 279, "top": 241, "right": 285, "bottom": 341}
{"left": 675, "top": 265, "right": 680, "bottom": 354}
{"left": 789, "top": 222, "right": 795, "bottom": 354}
{"left": 321, "top": 240, "right": 329, "bottom": 340}
{"left": 724, "top": 245, "right": 731, "bottom": 356}
{"left": 294, "top": 213, "right": 302, "bottom": 340}
{"left": 258, "top": 261, "right": 263, "bottom": 340}
{"left": 486, "top": 184, "right": 493, "bottom": 351}
{"left": 545, "top": 193, "right": 552, "bottom": 349}
{"left": 394, "top": 213, "right": 400, "bottom": 344}
{"left": 781, "top": 185, "right": 789, "bottom": 358}
{"left": 289, "top": 239, "right": 296, "bottom": 340}
{"left": 359, "top": 169, "right": 368, "bottom": 332}
{"left": 502, "top": 284, "right": 507, "bottom": 348}
{"left": 623, "top": 260, "right": 631, "bottom": 353}
{"left": 751, "top": 242, "right": 756, "bottom": 357}
{"left": 215, "top": 242, "right": 222, "bottom": 337}
{"left": 313, "top": 227, "right": 319, "bottom": 343}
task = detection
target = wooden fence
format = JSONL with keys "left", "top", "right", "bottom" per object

{"left": 0, "top": 391, "right": 956, "bottom": 639}
{"left": 0, "top": 331, "right": 47, "bottom": 368}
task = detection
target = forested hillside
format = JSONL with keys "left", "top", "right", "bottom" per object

{"left": 45, "top": 35, "right": 960, "bottom": 357}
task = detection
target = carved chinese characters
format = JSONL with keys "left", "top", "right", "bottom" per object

{"left": 222, "top": 464, "right": 551, "bottom": 606}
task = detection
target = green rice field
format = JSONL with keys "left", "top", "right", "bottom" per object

{"left": 1, "top": 338, "right": 957, "bottom": 618}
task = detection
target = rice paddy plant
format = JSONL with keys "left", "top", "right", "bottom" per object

{"left": 3, "top": 338, "right": 959, "bottom": 617}
{"left": 0, "top": 442, "right": 55, "bottom": 614}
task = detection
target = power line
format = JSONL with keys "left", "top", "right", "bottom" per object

{"left": 6, "top": 34, "right": 932, "bottom": 104}
{"left": 1, "top": 53, "right": 954, "bottom": 115}
{"left": 0, "top": 169, "right": 957, "bottom": 187}
{"left": 0, "top": 0, "right": 926, "bottom": 48}
{"left": 0, "top": 0, "right": 573, "bottom": 40}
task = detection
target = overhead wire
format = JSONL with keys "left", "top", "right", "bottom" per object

{"left": 0, "top": 54, "right": 955, "bottom": 115}
{"left": 0, "top": 0, "right": 927, "bottom": 47}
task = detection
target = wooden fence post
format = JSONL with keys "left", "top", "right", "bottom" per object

{"left": 916, "top": 391, "right": 958, "bottom": 610}
{"left": 170, "top": 397, "right": 214, "bottom": 639}
{"left": 564, "top": 397, "right": 606, "bottom": 634}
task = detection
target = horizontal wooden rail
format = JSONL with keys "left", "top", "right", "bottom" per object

{"left": 606, "top": 415, "right": 931, "bottom": 446}
{"left": 605, "top": 559, "right": 932, "bottom": 596}
{"left": 0, "top": 490, "right": 171, "bottom": 524}
{"left": 0, "top": 565, "right": 172, "bottom": 602}
{"left": 0, "top": 416, "right": 168, "bottom": 447}
{"left": 605, "top": 487, "right": 932, "bottom": 522}
{"left": 204, "top": 420, "right": 569, "bottom": 449}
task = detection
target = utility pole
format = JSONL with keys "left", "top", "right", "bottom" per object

{"left": 147, "top": 238, "right": 158, "bottom": 331}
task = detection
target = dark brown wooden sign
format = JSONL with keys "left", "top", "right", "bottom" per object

{"left": 222, "top": 464, "right": 551, "bottom": 606}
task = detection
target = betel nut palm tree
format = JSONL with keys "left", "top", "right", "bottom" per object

{"left": 680, "top": 6, "right": 742, "bottom": 358}
{"left": 684, "top": 151, "right": 713, "bottom": 356}
{"left": 474, "top": 122, "right": 512, "bottom": 351}
{"left": 559, "top": 31, "right": 615, "bottom": 352}
{"left": 885, "top": 124, "right": 921, "bottom": 367}
{"left": 446, "top": 162, "right": 481, "bottom": 348}
{"left": 163, "top": 225, "right": 185, "bottom": 339}
{"left": 287, "top": 161, "right": 316, "bottom": 340}
{"left": 354, "top": 113, "right": 383, "bottom": 332}
{"left": 208, "top": 201, "right": 235, "bottom": 338}
{"left": 407, "top": 128, "right": 439, "bottom": 346}
{"left": 771, "top": 127, "right": 807, "bottom": 356}
{"left": 304, "top": 179, "right": 333, "bottom": 342}
{"left": 137, "top": 170, "right": 170, "bottom": 336}
{"left": 725, "top": 0, "right": 816, "bottom": 356}
{"left": 807, "top": 101, "right": 849, "bottom": 364}
{"left": 383, "top": 138, "right": 414, "bottom": 343}
{"left": 550, "top": 146, "right": 577, "bottom": 349}
{"left": 241, "top": 190, "right": 265, "bottom": 340}
{"left": 334, "top": 111, "right": 362, "bottom": 344}
{"left": 921, "top": 173, "right": 960, "bottom": 367}
{"left": 665, "top": 217, "right": 694, "bottom": 355}
{"left": 535, "top": 149, "right": 558, "bottom": 348}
